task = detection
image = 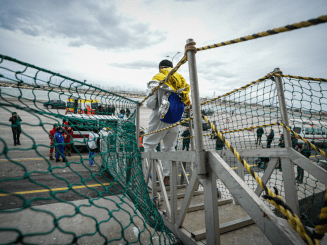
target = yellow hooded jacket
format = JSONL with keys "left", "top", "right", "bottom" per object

{"left": 152, "top": 67, "right": 191, "bottom": 106}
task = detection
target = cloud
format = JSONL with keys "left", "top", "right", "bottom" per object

{"left": 108, "top": 61, "right": 158, "bottom": 69}
{"left": 0, "top": 0, "right": 166, "bottom": 51}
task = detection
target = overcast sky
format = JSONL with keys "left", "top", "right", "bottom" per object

{"left": 0, "top": 0, "right": 326, "bottom": 97}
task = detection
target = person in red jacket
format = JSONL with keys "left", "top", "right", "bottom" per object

{"left": 62, "top": 119, "right": 69, "bottom": 131}
{"left": 63, "top": 127, "right": 73, "bottom": 156}
{"left": 49, "top": 123, "right": 58, "bottom": 160}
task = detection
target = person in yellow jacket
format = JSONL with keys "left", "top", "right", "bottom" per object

{"left": 143, "top": 60, "right": 190, "bottom": 185}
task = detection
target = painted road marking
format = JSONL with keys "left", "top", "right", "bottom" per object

{"left": 0, "top": 183, "right": 115, "bottom": 197}
{"left": 0, "top": 156, "right": 100, "bottom": 162}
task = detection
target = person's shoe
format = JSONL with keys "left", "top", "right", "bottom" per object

{"left": 17, "top": 142, "right": 21, "bottom": 145}
{"left": 14, "top": 144, "right": 17, "bottom": 146}
{"left": 68, "top": 153, "right": 71, "bottom": 157}
{"left": 89, "top": 164, "right": 96, "bottom": 167}
{"left": 50, "top": 156, "right": 54, "bottom": 160}
{"left": 296, "top": 179, "right": 303, "bottom": 184}
{"left": 55, "top": 158, "right": 61, "bottom": 162}
{"left": 62, "top": 158, "right": 67, "bottom": 162}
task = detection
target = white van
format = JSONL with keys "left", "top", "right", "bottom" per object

{"left": 289, "top": 119, "right": 327, "bottom": 148}
{"left": 65, "top": 114, "right": 123, "bottom": 152}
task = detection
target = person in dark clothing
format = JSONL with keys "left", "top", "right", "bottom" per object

{"left": 291, "top": 134, "right": 298, "bottom": 149}
{"left": 256, "top": 127, "right": 264, "bottom": 145}
{"left": 112, "top": 105, "right": 116, "bottom": 115}
{"left": 9, "top": 112, "right": 22, "bottom": 146}
{"left": 120, "top": 108, "right": 125, "bottom": 117}
{"left": 55, "top": 127, "right": 66, "bottom": 162}
{"left": 266, "top": 129, "right": 274, "bottom": 148}
{"left": 182, "top": 128, "right": 190, "bottom": 151}
{"left": 296, "top": 144, "right": 311, "bottom": 183}
{"left": 215, "top": 135, "right": 225, "bottom": 150}
{"left": 278, "top": 134, "right": 285, "bottom": 148}
{"left": 126, "top": 108, "right": 131, "bottom": 118}
{"left": 156, "top": 142, "right": 161, "bottom": 152}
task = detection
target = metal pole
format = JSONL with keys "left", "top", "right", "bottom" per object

{"left": 186, "top": 38, "right": 220, "bottom": 244}
{"left": 186, "top": 38, "right": 206, "bottom": 176}
{"left": 274, "top": 68, "right": 300, "bottom": 217}
{"left": 136, "top": 104, "right": 140, "bottom": 149}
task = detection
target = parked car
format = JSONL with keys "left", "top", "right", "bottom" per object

{"left": 43, "top": 100, "right": 66, "bottom": 109}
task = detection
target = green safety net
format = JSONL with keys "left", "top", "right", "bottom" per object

{"left": 175, "top": 73, "right": 326, "bottom": 229}
{"left": 0, "top": 55, "right": 181, "bottom": 244}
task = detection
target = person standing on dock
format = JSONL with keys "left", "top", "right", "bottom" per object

{"left": 9, "top": 112, "right": 22, "bottom": 146}
{"left": 256, "top": 127, "right": 264, "bottom": 145}
{"left": 126, "top": 108, "right": 131, "bottom": 118}
{"left": 182, "top": 127, "right": 190, "bottom": 151}
{"left": 49, "top": 123, "right": 58, "bottom": 160}
{"left": 55, "top": 127, "right": 66, "bottom": 162}
{"left": 143, "top": 59, "right": 190, "bottom": 186}
{"left": 266, "top": 129, "right": 274, "bottom": 148}
{"left": 120, "top": 108, "right": 125, "bottom": 117}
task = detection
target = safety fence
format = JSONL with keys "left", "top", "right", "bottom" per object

{"left": 139, "top": 14, "right": 327, "bottom": 245}
{"left": 153, "top": 72, "right": 327, "bottom": 236}
{"left": 0, "top": 13, "right": 326, "bottom": 245}
{"left": 0, "top": 55, "right": 181, "bottom": 244}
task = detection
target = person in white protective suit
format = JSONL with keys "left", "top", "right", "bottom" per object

{"left": 143, "top": 59, "right": 191, "bottom": 185}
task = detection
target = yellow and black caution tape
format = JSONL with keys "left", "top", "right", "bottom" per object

{"left": 142, "top": 117, "right": 193, "bottom": 137}
{"left": 197, "top": 15, "right": 327, "bottom": 52}
{"left": 202, "top": 114, "right": 323, "bottom": 245}
{"left": 278, "top": 74, "right": 327, "bottom": 83}
{"left": 278, "top": 122, "right": 327, "bottom": 158}
{"left": 178, "top": 122, "right": 278, "bottom": 141}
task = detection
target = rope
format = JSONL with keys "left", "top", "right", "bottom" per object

{"left": 178, "top": 123, "right": 278, "bottom": 141}
{"left": 202, "top": 114, "right": 323, "bottom": 245}
{"left": 196, "top": 15, "right": 327, "bottom": 52}
{"left": 142, "top": 117, "right": 193, "bottom": 137}
{"left": 278, "top": 122, "right": 327, "bottom": 158}
{"left": 277, "top": 74, "right": 327, "bottom": 83}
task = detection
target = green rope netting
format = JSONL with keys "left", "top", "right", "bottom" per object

{"left": 0, "top": 55, "right": 181, "bottom": 244}
{"left": 175, "top": 73, "right": 326, "bottom": 229}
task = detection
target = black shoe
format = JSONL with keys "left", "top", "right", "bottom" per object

{"left": 50, "top": 156, "right": 54, "bottom": 160}
{"left": 14, "top": 144, "right": 17, "bottom": 146}
{"left": 17, "top": 142, "right": 21, "bottom": 145}
{"left": 55, "top": 158, "right": 60, "bottom": 162}
{"left": 63, "top": 158, "right": 66, "bottom": 162}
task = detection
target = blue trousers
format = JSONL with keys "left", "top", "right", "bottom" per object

{"left": 89, "top": 150, "right": 96, "bottom": 165}
{"left": 56, "top": 146, "right": 65, "bottom": 159}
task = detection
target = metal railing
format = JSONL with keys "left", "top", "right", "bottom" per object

{"left": 136, "top": 37, "right": 327, "bottom": 244}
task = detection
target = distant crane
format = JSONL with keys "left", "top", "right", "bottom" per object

{"left": 212, "top": 91, "right": 216, "bottom": 99}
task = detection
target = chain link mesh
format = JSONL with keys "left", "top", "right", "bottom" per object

{"left": 175, "top": 74, "right": 326, "bottom": 231}
{"left": 0, "top": 55, "right": 181, "bottom": 244}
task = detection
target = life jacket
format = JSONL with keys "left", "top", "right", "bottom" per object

{"left": 139, "top": 136, "right": 144, "bottom": 147}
